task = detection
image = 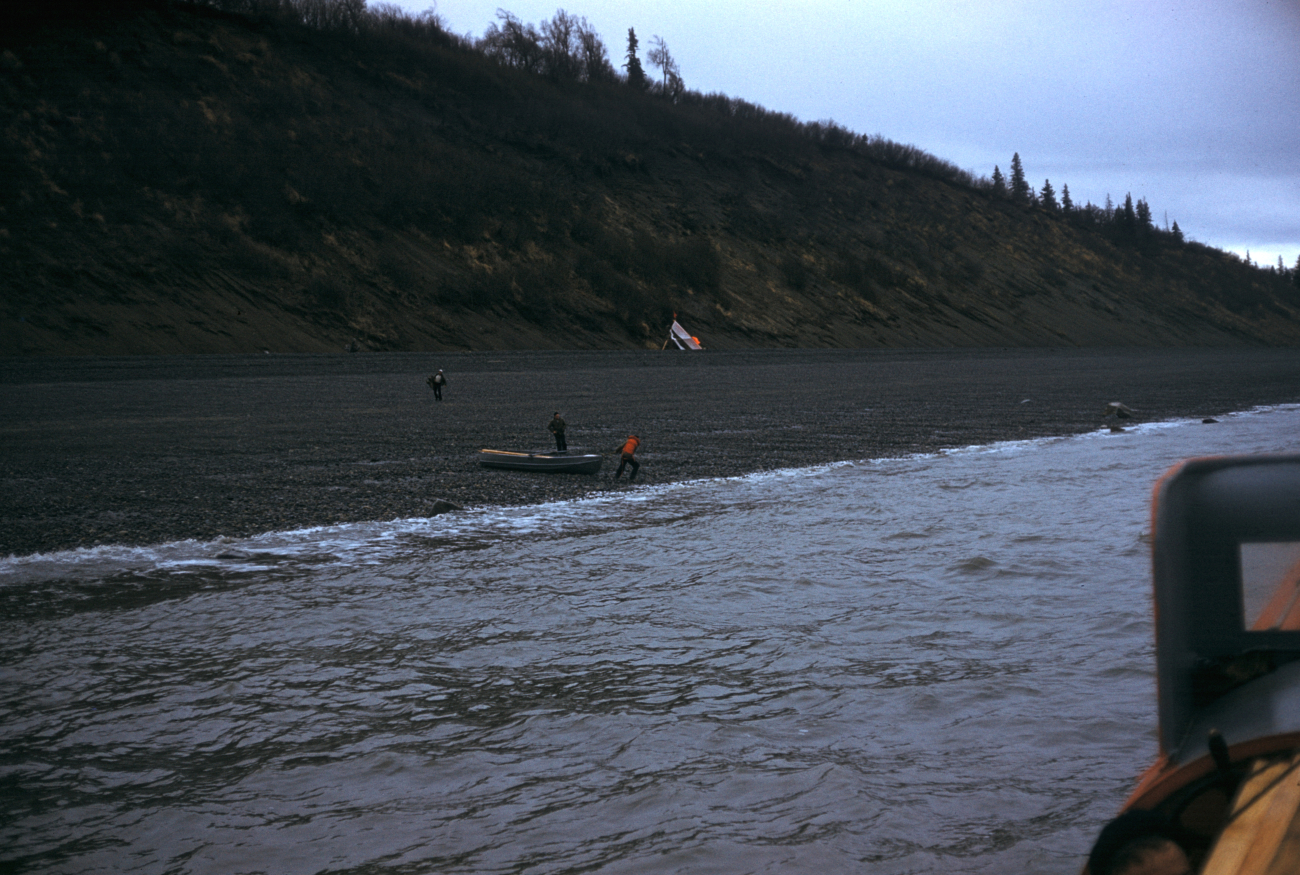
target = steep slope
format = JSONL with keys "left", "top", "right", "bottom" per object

{"left": 2, "top": 0, "right": 1298, "bottom": 354}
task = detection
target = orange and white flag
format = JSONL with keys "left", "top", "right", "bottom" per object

{"left": 669, "top": 319, "right": 702, "bottom": 350}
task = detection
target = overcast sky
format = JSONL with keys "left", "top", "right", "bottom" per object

{"left": 387, "top": 0, "right": 1299, "bottom": 269}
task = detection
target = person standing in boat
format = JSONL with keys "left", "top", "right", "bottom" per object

{"left": 614, "top": 435, "right": 640, "bottom": 481}
{"left": 427, "top": 369, "right": 446, "bottom": 401}
{"left": 548, "top": 412, "right": 567, "bottom": 452}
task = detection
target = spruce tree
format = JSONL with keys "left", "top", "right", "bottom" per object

{"left": 991, "top": 165, "right": 1006, "bottom": 198}
{"left": 1009, "top": 153, "right": 1030, "bottom": 203}
{"left": 1040, "top": 179, "right": 1058, "bottom": 210}
{"left": 1120, "top": 193, "right": 1136, "bottom": 235}
{"left": 1135, "top": 198, "right": 1152, "bottom": 229}
{"left": 1061, "top": 184, "right": 1073, "bottom": 213}
{"left": 623, "top": 28, "right": 646, "bottom": 89}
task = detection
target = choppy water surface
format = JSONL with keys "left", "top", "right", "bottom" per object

{"left": 4, "top": 408, "right": 1300, "bottom": 874}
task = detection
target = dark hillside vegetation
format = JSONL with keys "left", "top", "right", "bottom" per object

{"left": 2, "top": 0, "right": 1298, "bottom": 354}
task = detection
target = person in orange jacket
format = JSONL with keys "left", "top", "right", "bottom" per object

{"left": 614, "top": 435, "right": 640, "bottom": 481}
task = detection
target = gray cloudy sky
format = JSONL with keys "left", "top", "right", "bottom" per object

{"left": 388, "top": 0, "right": 1299, "bottom": 268}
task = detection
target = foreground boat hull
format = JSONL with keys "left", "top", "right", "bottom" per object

{"left": 1087, "top": 455, "right": 1300, "bottom": 875}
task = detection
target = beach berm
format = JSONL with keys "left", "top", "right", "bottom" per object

{"left": 2, "top": 348, "right": 1298, "bottom": 557}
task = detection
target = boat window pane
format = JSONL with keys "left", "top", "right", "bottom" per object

{"left": 1240, "top": 541, "right": 1300, "bottom": 630}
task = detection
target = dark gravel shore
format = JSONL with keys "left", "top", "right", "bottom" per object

{"left": 3, "top": 348, "right": 1299, "bottom": 557}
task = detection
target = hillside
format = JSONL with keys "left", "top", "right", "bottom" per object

{"left": 3, "top": 0, "right": 1299, "bottom": 354}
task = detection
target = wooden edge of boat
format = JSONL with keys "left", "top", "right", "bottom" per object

{"left": 1198, "top": 753, "right": 1300, "bottom": 875}
{"left": 1124, "top": 734, "right": 1300, "bottom": 814}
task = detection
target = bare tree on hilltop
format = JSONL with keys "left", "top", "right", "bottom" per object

{"left": 294, "top": 0, "right": 365, "bottom": 32}
{"left": 543, "top": 10, "right": 613, "bottom": 82}
{"left": 540, "top": 11, "right": 581, "bottom": 80}
{"left": 480, "top": 11, "right": 544, "bottom": 73}
{"left": 576, "top": 17, "right": 615, "bottom": 82}
{"left": 480, "top": 9, "right": 612, "bottom": 82}
{"left": 647, "top": 35, "right": 683, "bottom": 100}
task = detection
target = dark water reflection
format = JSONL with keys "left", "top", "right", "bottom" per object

{"left": 3, "top": 409, "right": 1299, "bottom": 874}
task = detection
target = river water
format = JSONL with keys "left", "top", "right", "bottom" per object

{"left": 4, "top": 406, "right": 1300, "bottom": 874}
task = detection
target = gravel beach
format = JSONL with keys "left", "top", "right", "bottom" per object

{"left": 3, "top": 348, "right": 1299, "bottom": 558}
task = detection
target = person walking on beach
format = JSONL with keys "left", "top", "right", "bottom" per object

{"left": 548, "top": 412, "right": 567, "bottom": 452}
{"left": 427, "top": 369, "right": 446, "bottom": 401}
{"left": 614, "top": 435, "right": 640, "bottom": 481}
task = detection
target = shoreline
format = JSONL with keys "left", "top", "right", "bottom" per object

{"left": 2, "top": 404, "right": 1289, "bottom": 566}
{"left": 4, "top": 348, "right": 1300, "bottom": 559}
